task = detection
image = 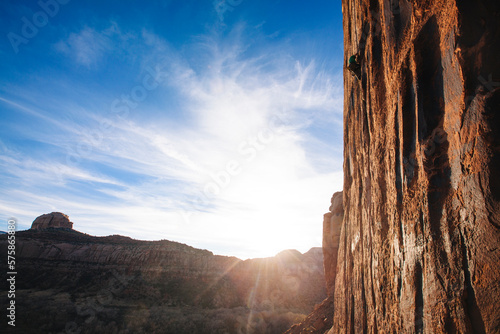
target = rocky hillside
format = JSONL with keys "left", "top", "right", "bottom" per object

{"left": 0, "top": 213, "right": 326, "bottom": 333}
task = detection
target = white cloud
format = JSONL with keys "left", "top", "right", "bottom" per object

{"left": 1, "top": 26, "right": 343, "bottom": 259}
{"left": 55, "top": 25, "right": 120, "bottom": 67}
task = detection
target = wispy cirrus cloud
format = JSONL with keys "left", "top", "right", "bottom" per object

{"left": 0, "top": 23, "right": 343, "bottom": 258}
{"left": 54, "top": 24, "right": 124, "bottom": 68}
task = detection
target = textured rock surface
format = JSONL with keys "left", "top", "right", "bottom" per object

{"left": 31, "top": 212, "right": 73, "bottom": 230}
{"left": 323, "top": 191, "right": 343, "bottom": 296}
{"left": 0, "top": 223, "right": 325, "bottom": 333}
{"left": 325, "top": 0, "right": 500, "bottom": 333}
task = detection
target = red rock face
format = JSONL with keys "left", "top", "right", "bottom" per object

{"left": 31, "top": 212, "right": 73, "bottom": 230}
{"left": 327, "top": 0, "right": 500, "bottom": 333}
{"left": 323, "top": 191, "right": 343, "bottom": 297}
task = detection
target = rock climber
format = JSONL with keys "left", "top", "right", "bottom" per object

{"left": 347, "top": 53, "right": 362, "bottom": 80}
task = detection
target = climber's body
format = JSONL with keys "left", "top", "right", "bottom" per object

{"left": 347, "top": 53, "right": 365, "bottom": 101}
{"left": 347, "top": 54, "right": 362, "bottom": 80}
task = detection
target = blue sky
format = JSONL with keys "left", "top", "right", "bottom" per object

{"left": 1, "top": 0, "right": 344, "bottom": 259}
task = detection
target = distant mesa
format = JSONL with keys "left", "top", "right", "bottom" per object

{"left": 31, "top": 212, "right": 73, "bottom": 230}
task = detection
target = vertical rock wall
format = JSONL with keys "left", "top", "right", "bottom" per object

{"left": 330, "top": 0, "right": 500, "bottom": 333}
{"left": 323, "top": 191, "right": 343, "bottom": 297}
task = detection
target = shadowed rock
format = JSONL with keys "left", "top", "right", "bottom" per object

{"left": 0, "top": 215, "right": 326, "bottom": 333}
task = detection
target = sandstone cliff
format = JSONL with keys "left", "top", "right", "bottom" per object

{"left": 31, "top": 212, "right": 73, "bottom": 230}
{"left": 327, "top": 0, "right": 500, "bottom": 333}
{"left": 0, "top": 214, "right": 326, "bottom": 333}
{"left": 323, "top": 191, "right": 343, "bottom": 297}
{"left": 287, "top": 1, "right": 499, "bottom": 333}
